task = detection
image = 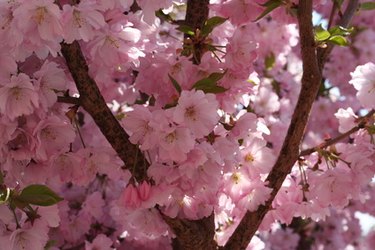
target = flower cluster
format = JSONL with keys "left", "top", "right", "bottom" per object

{"left": 0, "top": 0, "right": 375, "bottom": 249}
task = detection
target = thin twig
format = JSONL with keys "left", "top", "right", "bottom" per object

{"left": 57, "top": 96, "right": 81, "bottom": 105}
{"left": 300, "top": 109, "right": 375, "bottom": 157}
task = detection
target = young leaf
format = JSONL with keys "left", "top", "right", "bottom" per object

{"left": 201, "top": 16, "right": 228, "bottom": 37}
{"left": 176, "top": 24, "right": 195, "bottom": 36}
{"left": 328, "top": 35, "right": 348, "bottom": 46}
{"left": 254, "top": 0, "right": 284, "bottom": 22}
{"left": 314, "top": 26, "right": 331, "bottom": 42}
{"left": 168, "top": 74, "right": 182, "bottom": 94}
{"left": 328, "top": 26, "right": 353, "bottom": 36}
{"left": 18, "top": 184, "right": 63, "bottom": 206}
{"left": 360, "top": 2, "right": 375, "bottom": 10}
{"left": 192, "top": 71, "right": 228, "bottom": 94}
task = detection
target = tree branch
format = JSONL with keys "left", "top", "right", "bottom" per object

{"left": 60, "top": 41, "right": 149, "bottom": 181}
{"left": 300, "top": 109, "right": 375, "bottom": 157}
{"left": 223, "top": 0, "right": 360, "bottom": 248}
{"left": 223, "top": 1, "right": 321, "bottom": 249}
{"left": 317, "top": 0, "right": 359, "bottom": 71}
{"left": 184, "top": 0, "right": 209, "bottom": 31}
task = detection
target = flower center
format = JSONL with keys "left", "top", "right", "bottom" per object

{"left": 244, "top": 153, "right": 254, "bottom": 162}
{"left": 185, "top": 106, "right": 196, "bottom": 120}
{"left": 34, "top": 6, "right": 47, "bottom": 25}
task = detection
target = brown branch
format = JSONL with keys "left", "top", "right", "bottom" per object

{"left": 60, "top": 41, "right": 148, "bottom": 182}
{"left": 317, "top": 0, "right": 359, "bottom": 71}
{"left": 185, "top": 0, "right": 209, "bottom": 31}
{"left": 223, "top": 0, "right": 360, "bottom": 249}
{"left": 300, "top": 109, "right": 375, "bottom": 157}
{"left": 223, "top": 1, "right": 321, "bottom": 249}
{"left": 184, "top": 0, "right": 209, "bottom": 64}
{"left": 161, "top": 212, "right": 217, "bottom": 250}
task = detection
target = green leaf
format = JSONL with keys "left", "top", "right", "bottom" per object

{"left": 328, "top": 35, "right": 348, "bottom": 46}
{"left": 328, "top": 26, "right": 353, "bottom": 36}
{"left": 265, "top": 52, "right": 275, "bottom": 70}
{"left": 192, "top": 71, "right": 228, "bottom": 94}
{"left": 168, "top": 74, "right": 182, "bottom": 94}
{"left": 201, "top": 16, "right": 228, "bottom": 37}
{"left": 18, "top": 184, "right": 63, "bottom": 206}
{"left": 314, "top": 26, "right": 331, "bottom": 42}
{"left": 176, "top": 24, "right": 195, "bottom": 36}
{"left": 254, "top": 0, "right": 284, "bottom": 22}
{"left": 360, "top": 2, "right": 375, "bottom": 10}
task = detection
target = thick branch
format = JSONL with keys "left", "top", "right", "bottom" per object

{"left": 185, "top": 0, "right": 209, "bottom": 31}
{"left": 60, "top": 42, "right": 148, "bottom": 181}
{"left": 223, "top": 0, "right": 360, "bottom": 248}
{"left": 223, "top": 1, "right": 321, "bottom": 249}
{"left": 300, "top": 109, "right": 375, "bottom": 157}
{"left": 161, "top": 213, "right": 217, "bottom": 250}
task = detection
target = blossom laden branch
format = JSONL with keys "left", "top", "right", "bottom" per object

{"left": 223, "top": 1, "right": 322, "bottom": 248}
{"left": 300, "top": 109, "right": 375, "bottom": 157}
{"left": 60, "top": 41, "right": 149, "bottom": 181}
{"left": 223, "top": 0, "right": 361, "bottom": 248}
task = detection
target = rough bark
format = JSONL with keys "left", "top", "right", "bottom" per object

{"left": 60, "top": 42, "right": 149, "bottom": 182}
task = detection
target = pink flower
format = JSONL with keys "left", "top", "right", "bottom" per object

{"left": 82, "top": 192, "right": 105, "bottom": 220}
{"left": 9, "top": 221, "right": 49, "bottom": 250}
{"left": 349, "top": 62, "right": 375, "bottom": 109}
{"left": 225, "top": 25, "right": 258, "bottom": 72}
{"left": 173, "top": 90, "right": 219, "bottom": 138}
{"left": 138, "top": 181, "right": 151, "bottom": 201}
{"left": 237, "top": 181, "right": 272, "bottom": 212}
{"left": 33, "top": 60, "right": 67, "bottom": 110}
{"left": 334, "top": 108, "right": 358, "bottom": 133}
{"left": 123, "top": 184, "right": 142, "bottom": 208}
{"left": 86, "top": 23, "right": 141, "bottom": 67}
{"left": 158, "top": 126, "right": 195, "bottom": 162}
{"left": 13, "top": 0, "right": 63, "bottom": 42}
{"left": 33, "top": 116, "right": 76, "bottom": 161}
{"left": 61, "top": 2, "right": 106, "bottom": 43}
{"left": 85, "top": 234, "right": 113, "bottom": 250}
{"left": 122, "top": 105, "right": 158, "bottom": 150}
{"left": 0, "top": 73, "right": 39, "bottom": 120}
{"left": 240, "top": 136, "right": 275, "bottom": 177}
{"left": 136, "top": 0, "right": 173, "bottom": 24}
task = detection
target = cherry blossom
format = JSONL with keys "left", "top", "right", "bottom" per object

{"left": 350, "top": 62, "right": 375, "bottom": 109}
{"left": 0, "top": 0, "right": 374, "bottom": 249}
{"left": 0, "top": 73, "right": 39, "bottom": 120}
